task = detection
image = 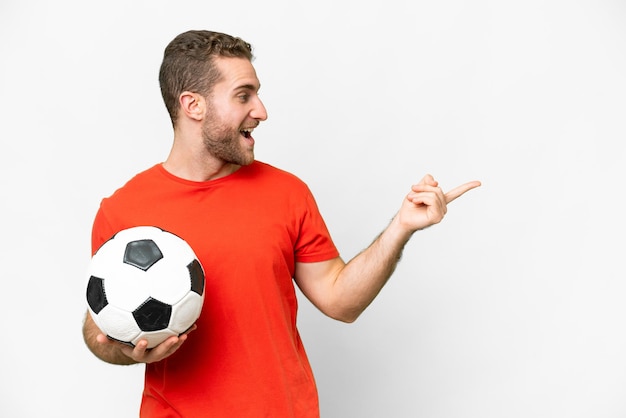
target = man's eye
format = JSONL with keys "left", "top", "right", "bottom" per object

{"left": 238, "top": 94, "right": 249, "bottom": 102}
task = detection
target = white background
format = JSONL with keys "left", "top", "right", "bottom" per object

{"left": 1, "top": 1, "right": 625, "bottom": 417}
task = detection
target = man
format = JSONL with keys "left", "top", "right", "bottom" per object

{"left": 82, "top": 30, "right": 480, "bottom": 417}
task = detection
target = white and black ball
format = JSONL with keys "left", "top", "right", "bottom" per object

{"left": 86, "top": 226, "right": 205, "bottom": 348}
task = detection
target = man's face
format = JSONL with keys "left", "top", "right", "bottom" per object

{"left": 201, "top": 57, "right": 267, "bottom": 166}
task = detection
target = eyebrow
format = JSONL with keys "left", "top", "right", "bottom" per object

{"left": 236, "top": 83, "right": 261, "bottom": 92}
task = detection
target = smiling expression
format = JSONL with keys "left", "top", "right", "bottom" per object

{"left": 201, "top": 57, "right": 268, "bottom": 166}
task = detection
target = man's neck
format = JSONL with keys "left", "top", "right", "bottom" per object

{"left": 163, "top": 150, "right": 241, "bottom": 182}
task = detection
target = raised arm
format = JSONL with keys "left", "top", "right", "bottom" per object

{"left": 294, "top": 174, "right": 481, "bottom": 323}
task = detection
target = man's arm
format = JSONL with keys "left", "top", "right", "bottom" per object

{"left": 82, "top": 311, "right": 194, "bottom": 364}
{"left": 294, "top": 174, "right": 481, "bottom": 323}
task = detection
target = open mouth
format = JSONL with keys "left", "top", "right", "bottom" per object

{"left": 240, "top": 129, "right": 252, "bottom": 139}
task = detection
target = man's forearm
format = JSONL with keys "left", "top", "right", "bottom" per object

{"left": 330, "top": 215, "right": 414, "bottom": 322}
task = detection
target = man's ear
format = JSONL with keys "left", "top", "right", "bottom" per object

{"left": 179, "top": 92, "right": 205, "bottom": 121}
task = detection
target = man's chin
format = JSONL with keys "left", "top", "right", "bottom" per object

{"left": 235, "top": 152, "right": 255, "bottom": 166}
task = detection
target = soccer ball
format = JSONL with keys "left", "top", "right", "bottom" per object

{"left": 86, "top": 226, "right": 205, "bottom": 348}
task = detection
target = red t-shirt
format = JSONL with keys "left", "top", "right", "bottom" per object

{"left": 92, "top": 161, "right": 339, "bottom": 417}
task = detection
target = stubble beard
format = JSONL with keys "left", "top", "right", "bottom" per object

{"left": 201, "top": 120, "right": 254, "bottom": 167}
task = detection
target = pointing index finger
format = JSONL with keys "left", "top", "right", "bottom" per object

{"left": 444, "top": 180, "right": 482, "bottom": 204}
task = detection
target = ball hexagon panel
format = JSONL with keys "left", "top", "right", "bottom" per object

{"left": 93, "top": 304, "right": 142, "bottom": 343}
{"left": 169, "top": 291, "right": 204, "bottom": 333}
{"left": 131, "top": 328, "right": 178, "bottom": 348}
{"left": 139, "top": 259, "right": 194, "bottom": 305}
{"left": 97, "top": 262, "right": 160, "bottom": 311}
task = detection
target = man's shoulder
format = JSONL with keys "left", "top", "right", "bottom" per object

{"left": 239, "top": 161, "right": 315, "bottom": 201}
{"left": 248, "top": 160, "right": 306, "bottom": 185}
{"left": 124, "top": 164, "right": 163, "bottom": 185}
{"left": 101, "top": 164, "right": 162, "bottom": 202}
